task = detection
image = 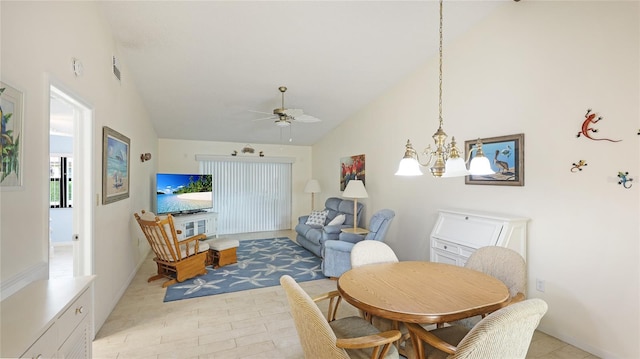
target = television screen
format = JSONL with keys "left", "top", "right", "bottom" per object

{"left": 156, "top": 173, "right": 213, "bottom": 215}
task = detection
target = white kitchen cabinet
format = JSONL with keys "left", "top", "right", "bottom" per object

{"left": 1, "top": 276, "right": 95, "bottom": 359}
{"left": 430, "top": 209, "right": 528, "bottom": 266}
{"left": 172, "top": 211, "right": 218, "bottom": 239}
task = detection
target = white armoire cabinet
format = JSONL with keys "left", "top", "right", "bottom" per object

{"left": 430, "top": 209, "right": 528, "bottom": 266}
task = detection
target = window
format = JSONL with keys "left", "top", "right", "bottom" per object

{"left": 198, "top": 157, "right": 292, "bottom": 234}
{"left": 50, "top": 156, "right": 72, "bottom": 208}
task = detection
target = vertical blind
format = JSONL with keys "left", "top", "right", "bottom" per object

{"left": 199, "top": 158, "right": 292, "bottom": 235}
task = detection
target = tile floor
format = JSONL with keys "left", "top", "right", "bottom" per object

{"left": 91, "top": 230, "right": 599, "bottom": 359}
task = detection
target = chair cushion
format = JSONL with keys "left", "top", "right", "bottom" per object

{"left": 306, "top": 210, "right": 329, "bottom": 226}
{"left": 330, "top": 316, "right": 399, "bottom": 359}
{"left": 327, "top": 214, "right": 346, "bottom": 226}
{"left": 209, "top": 238, "right": 239, "bottom": 251}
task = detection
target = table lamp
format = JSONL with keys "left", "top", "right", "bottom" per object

{"left": 342, "top": 179, "right": 368, "bottom": 230}
{"left": 304, "top": 179, "right": 321, "bottom": 211}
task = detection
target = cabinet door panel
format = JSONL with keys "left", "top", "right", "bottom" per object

{"left": 433, "top": 213, "right": 502, "bottom": 248}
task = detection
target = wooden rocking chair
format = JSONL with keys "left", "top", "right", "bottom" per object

{"left": 134, "top": 210, "right": 209, "bottom": 287}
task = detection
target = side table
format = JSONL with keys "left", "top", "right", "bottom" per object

{"left": 341, "top": 227, "right": 369, "bottom": 235}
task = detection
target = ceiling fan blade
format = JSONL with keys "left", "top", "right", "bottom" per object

{"left": 248, "top": 109, "right": 274, "bottom": 115}
{"left": 293, "top": 114, "right": 321, "bottom": 123}
{"left": 283, "top": 108, "right": 304, "bottom": 117}
{"left": 252, "top": 116, "right": 277, "bottom": 122}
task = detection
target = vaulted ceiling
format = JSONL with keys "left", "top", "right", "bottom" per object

{"left": 97, "top": 1, "right": 504, "bottom": 145}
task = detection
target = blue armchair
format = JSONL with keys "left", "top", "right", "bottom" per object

{"left": 321, "top": 209, "right": 395, "bottom": 278}
{"left": 295, "top": 197, "right": 364, "bottom": 257}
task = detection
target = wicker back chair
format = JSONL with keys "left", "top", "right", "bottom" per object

{"left": 134, "top": 210, "right": 208, "bottom": 287}
{"left": 279, "top": 275, "right": 401, "bottom": 359}
{"left": 405, "top": 298, "right": 547, "bottom": 359}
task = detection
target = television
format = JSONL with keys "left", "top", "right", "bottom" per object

{"left": 156, "top": 173, "right": 213, "bottom": 215}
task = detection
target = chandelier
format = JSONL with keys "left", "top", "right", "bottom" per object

{"left": 395, "top": 0, "right": 494, "bottom": 178}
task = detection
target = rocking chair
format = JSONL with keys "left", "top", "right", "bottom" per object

{"left": 134, "top": 210, "right": 209, "bottom": 287}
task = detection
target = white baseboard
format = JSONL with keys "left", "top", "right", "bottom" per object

{"left": 1, "top": 262, "right": 48, "bottom": 300}
{"left": 538, "top": 325, "right": 615, "bottom": 359}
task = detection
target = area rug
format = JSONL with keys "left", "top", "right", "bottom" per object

{"left": 163, "top": 237, "right": 323, "bottom": 302}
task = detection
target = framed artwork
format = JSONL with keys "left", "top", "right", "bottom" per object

{"left": 102, "top": 126, "right": 130, "bottom": 204}
{"left": 340, "top": 154, "right": 365, "bottom": 191}
{"left": 465, "top": 133, "right": 524, "bottom": 186}
{"left": 0, "top": 82, "right": 24, "bottom": 189}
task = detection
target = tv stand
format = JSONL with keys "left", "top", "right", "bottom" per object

{"left": 172, "top": 211, "right": 218, "bottom": 239}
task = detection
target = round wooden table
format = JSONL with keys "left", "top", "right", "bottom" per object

{"left": 337, "top": 261, "right": 510, "bottom": 324}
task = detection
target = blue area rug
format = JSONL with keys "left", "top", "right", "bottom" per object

{"left": 163, "top": 237, "right": 323, "bottom": 302}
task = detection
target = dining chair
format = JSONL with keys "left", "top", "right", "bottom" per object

{"left": 349, "top": 241, "right": 409, "bottom": 355}
{"left": 350, "top": 240, "right": 399, "bottom": 268}
{"left": 405, "top": 298, "right": 548, "bottom": 359}
{"left": 279, "top": 275, "right": 401, "bottom": 359}
{"left": 453, "top": 246, "right": 526, "bottom": 329}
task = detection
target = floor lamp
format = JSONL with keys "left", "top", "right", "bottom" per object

{"left": 304, "top": 179, "right": 321, "bottom": 211}
{"left": 342, "top": 180, "right": 368, "bottom": 230}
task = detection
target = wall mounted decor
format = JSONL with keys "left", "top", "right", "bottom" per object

{"left": 577, "top": 109, "right": 621, "bottom": 142}
{"left": 571, "top": 160, "right": 588, "bottom": 172}
{"left": 0, "top": 82, "right": 23, "bottom": 189}
{"left": 617, "top": 171, "right": 633, "bottom": 189}
{"left": 465, "top": 134, "right": 524, "bottom": 186}
{"left": 340, "top": 154, "right": 365, "bottom": 191}
{"left": 102, "top": 126, "right": 130, "bottom": 204}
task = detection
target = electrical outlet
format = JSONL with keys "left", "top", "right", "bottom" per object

{"left": 536, "top": 278, "right": 545, "bottom": 292}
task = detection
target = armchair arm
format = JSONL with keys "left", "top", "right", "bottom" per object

{"left": 339, "top": 232, "right": 365, "bottom": 244}
{"left": 312, "top": 290, "right": 343, "bottom": 322}
{"left": 298, "top": 215, "right": 309, "bottom": 224}
{"left": 178, "top": 234, "right": 207, "bottom": 255}
{"left": 336, "top": 330, "right": 402, "bottom": 359}
{"left": 405, "top": 322, "right": 457, "bottom": 357}
{"left": 322, "top": 225, "right": 342, "bottom": 234}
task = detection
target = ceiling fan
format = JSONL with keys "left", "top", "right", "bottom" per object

{"left": 251, "top": 86, "right": 321, "bottom": 128}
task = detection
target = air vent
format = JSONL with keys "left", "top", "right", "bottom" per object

{"left": 112, "top": 56, "right": 121, "bottom": 82}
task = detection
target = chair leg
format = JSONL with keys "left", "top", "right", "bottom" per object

{"left": 161, "top": 279, "right": 177, "bottom": 288}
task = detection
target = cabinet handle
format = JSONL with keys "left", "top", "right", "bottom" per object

{"left": 76, "top": 306, "right": 84, "bottom": 315}
{"left": 444, "top": 245, "right": 448, "bottom": 249}
{"left": 465, "top": 216, "right": 469, "bottom": 220}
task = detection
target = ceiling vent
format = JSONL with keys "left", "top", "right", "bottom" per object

{"left": 112, "top": 56, "right": 121, "bottom": 82}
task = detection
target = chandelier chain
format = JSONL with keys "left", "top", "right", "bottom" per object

{"left": 438, "top": 0, "right": 443, "bottom": 128}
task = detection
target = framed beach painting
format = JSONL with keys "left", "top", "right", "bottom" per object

{"left": 0, "top": 82, "right": 24, "bottom": 189}
{"left": 340, "top": 154, "right": 365, "bottom": 191}
{"left": 465, "top": 133, "right": 524, "bottom": 186}
{"left": 102, "top": 126, "right": 130, "bottom": 204}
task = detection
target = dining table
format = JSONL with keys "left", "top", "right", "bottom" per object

{"left": 337, "top": 261, "right": 511, "bottom": 325}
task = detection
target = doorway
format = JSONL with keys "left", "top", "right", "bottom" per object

{"left": 49, "top": 84, "right": 93, "bottom": 278}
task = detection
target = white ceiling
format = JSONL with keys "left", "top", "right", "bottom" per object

{"left": 97, "top": 1, "right": 506, "bottom": 146}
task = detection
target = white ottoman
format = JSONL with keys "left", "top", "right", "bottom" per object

{"left": 208, "top": 238, "right": 239, "bottom": 268}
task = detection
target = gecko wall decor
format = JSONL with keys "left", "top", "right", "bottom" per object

{"left": 577, "top": 109, "right": 621, "bottom": 142}
{"left": 617, "top": 171, "right": 633, "bottom": 189}
{"left": 570, "top": 160, "right": 587, "bottom": 172}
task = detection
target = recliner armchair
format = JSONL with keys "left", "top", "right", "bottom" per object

{"left": 295, "top": 197, "right": 364, "bottom": 257}
{"left": 321, "top": 209, "right": 395, "bottom": 278}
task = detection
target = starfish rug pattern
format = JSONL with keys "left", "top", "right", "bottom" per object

{"left": 163, "top": 237, "right": 323, "bottom": 302}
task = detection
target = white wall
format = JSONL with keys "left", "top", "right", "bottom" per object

{"left": 313, "top": 2, "right": 639, "bottom": 358}
{"left": 157, "top": 139, "right": 312, "bottom": 228}
{"left": 0, "top": 2, "right": 158, "bottom": 332}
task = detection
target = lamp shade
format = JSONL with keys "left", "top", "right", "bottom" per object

{"left": 442, "top": 157, "right": 470, "bottom": 178}
{"left": 395, "top": 158, "right": 423, "bottom": 176}
{"left": 342, "top": 180, "right": 368, "bottom": 198}
{"left": 304, "top": 179, "right": 321, "bottom": 193}
{"left": 469, "top": 156, "right": 495, "bottom": 175}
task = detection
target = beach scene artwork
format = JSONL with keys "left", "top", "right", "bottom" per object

{"left": 106, "top": 136, "right": 129, "bottom": 195}
{"left": 156, "top": 174, "right": 212, "bottom": 214}
{"left": 102, "top": 126, "right": 130, "bottom": 204}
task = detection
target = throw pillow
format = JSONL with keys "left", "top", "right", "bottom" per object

{"left": 306, "top": 210, "right": 328, "bottom": 226}
{"left": 327, "top": 214, "right": 346, "bottom": 226}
